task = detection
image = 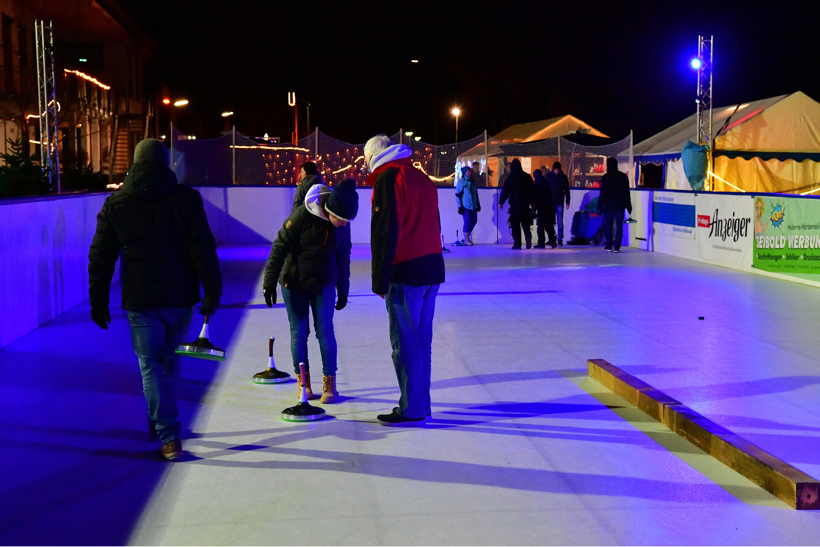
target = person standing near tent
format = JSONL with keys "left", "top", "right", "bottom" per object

{"left": 261, "top": 178, "right": 358, "bottom": 402}
{"left": 88, "top": 138, "right": 223, "bottom": 461}
{"left": 366, "top": 133, "right": 445, "bottom": 426}
{"left": 597, "top": 157, "right": 632, "bottom": 253}
{"left": 499, "top": 158, "right": 535, "bottom": 249}
{"left": 532, "top": 167, "right": 557, "bottom": 248}
{"left": 456, "top": 165, "right": 481, "bottom": 245}
{"left": 547, "top": 161, "right": 571, "bottom": 245}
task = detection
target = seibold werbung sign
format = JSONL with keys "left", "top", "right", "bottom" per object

{"left": 696, "top": 194, "right": 754, "bottom": 267}
{"left": 753, "top": 196, "right": 820, "bottom": 274}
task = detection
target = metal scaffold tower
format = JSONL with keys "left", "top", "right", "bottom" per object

{"left": 35, "top": 20, "right": 60, "bottom": 193}
{"left": 696, "top": 35, "right": 713, "bottom": 189}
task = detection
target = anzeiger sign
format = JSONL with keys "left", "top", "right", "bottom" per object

{"left": 696, "top": 194, "right": 753, "bottom": 267}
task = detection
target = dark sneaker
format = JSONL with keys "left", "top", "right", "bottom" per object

{"left": 253, "top": 367, "right": 291, "bottom": 384}
{"left": 377, "top": 408, "right": 426, "bottom": 427}
{"left": 511, "top": 245, "right": 522, "bottom": 250}
{"left": 160, "top": 440, "right": 183, "bottom": 461}
{"left": 550, "top": 242, "right": 557, "bottom": 249}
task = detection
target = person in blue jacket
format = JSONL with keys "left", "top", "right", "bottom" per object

{"left": 455, "top": 165, "right": 481, "bottom": 245}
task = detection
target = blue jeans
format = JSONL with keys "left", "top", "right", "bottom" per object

{"left": 128, "top": 307, "right": 193, "bottom": 444}
{"left": 462, "top": 209, "right": 477, "bottom": 234}
{"left": 603, "top": 208, "right": 626, "bottom": 250}
{"left": 282, "top": 283, "right": 337, "bottom": 376}
{"left": 555, "top": 205, "right": 565, "bottom": 242}
{"left": 385, "top": 283, "right": 439, "bottom": 419}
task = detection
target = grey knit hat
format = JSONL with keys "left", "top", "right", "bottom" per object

{"left": 134, "top": 138, "right": 170, "bottom": 166}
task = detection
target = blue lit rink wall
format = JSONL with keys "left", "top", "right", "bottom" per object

{"left": 3, "top": 243, "right": 820, "bottom": 544}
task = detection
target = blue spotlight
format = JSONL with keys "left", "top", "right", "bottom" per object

{"left": 691, "top": 58, "right": 702, "bottom": 70}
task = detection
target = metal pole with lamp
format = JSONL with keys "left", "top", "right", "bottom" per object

{"left": 451, "top": 107, "right": 461, "bottom": 144}
{"left": 288, "top": 92, "right": 297, "bottom": 144}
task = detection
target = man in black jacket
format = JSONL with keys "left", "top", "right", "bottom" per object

{"left": 533, "top": 167, "right": 557, "bottom": 248}
{"left": 88, "top": 138, "right": 222, "bottom": 461}
{"left": 499, "top": 158, "right": 535, "bottom": 249}
{"left": 597, "top": 157, "right": 633, "bottom": 253}
{"left": 262, "top": 179, "right": 357, "bottom": 403}
{"left": 546, "top": 161, "right": 571, "bottom": 245}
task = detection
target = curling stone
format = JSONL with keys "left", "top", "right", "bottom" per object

{"left": 281, "top": 363, "right": 326, "bottom": 422}
{"left": 175, "top": 316, "right": 227, "bottom": 361}
{"left": 253, "top": 337, "right": 291, "bottom": 384}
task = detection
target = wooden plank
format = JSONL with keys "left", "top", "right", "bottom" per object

{"left": 587, "top": 358, "right": 820, "bottom": 510}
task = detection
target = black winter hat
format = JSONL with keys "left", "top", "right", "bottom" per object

{"left": 134, "top": 138, "right": 170, "bottom": 166}
{"left": 325, "top": 178, "right": 359, "bottom": 221}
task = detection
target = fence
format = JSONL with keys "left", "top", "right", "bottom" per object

{"left": 170, "top": 127, "right": 633, "bottom": 188}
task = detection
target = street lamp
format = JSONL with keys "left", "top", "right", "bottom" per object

{"left": 173, "top": 99, "right": 189, "bottom": 107}
{"left": 221, "top": 111, "right": 234, "bottom": 117}
{"left": 451, "top": 107, "right": 461, "bottom": 143}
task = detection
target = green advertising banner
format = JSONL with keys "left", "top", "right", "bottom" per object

{"left": 753, "top": 196, "right": 820, "bottom": 273}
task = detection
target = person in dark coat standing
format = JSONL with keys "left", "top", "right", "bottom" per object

{"left": 262, "top": 179, "right": 358, "bottom": 403}
{"left": 532, "top": 168, "right": 557, "bottom": 248}
{"left": 546, "top": 161, "right": 571, "bottom": 245}
{"left": 499, "top": 158, "right": 535, "bottom": 249}
{"left": 88, "top": 138, "right": 222, "bottom": 461}
{"left": 597, "top": 157, "right": 633, "bottom": 253}
{"left": 291, "top": 161, "right": 324, "bottom": 211}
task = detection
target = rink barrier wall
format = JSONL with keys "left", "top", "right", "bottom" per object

{"left": 588, "top": 359, "right": 820, "bottom": 510}
{"left": 0, "top": 192, "right": 113, "bottom": 350}
{"left": 626, "top": 188, "right": 820, "bottom": 287}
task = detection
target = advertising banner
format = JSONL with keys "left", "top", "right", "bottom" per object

{"left": 653, "top": 192, "right": 695, "bottom": 239}
{"left": 753, "top": 196, "right": 820, "bottom": 274}
{"left": 696, "top": 194, "right": 754, "bottom": 267}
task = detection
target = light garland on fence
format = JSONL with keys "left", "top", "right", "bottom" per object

{"left": 413, "top": 161, "right": 454, "bottom": 182}
{"left": 64, "top": 69, "right": 111, "bottom": 90}
{"left": 230, "top": 145, "right": 310, "bottom": 151}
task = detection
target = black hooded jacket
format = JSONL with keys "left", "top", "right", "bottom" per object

{"left": 532, "top": 170, "right": 555, "bottom": 214}
{"left": 546, "top": 170, "right": 571, "bottom": 207}
{"left": 264, "top": 191, "right": 352, "bottom": 298}
{"left": 88, "top": 162, "right": 222, "bottom": 311}
{"left": 499, "top": 160, "right": 534, "bottom": 212}
{"left": 597, "top": 169, "right": 633, "bottom": 213}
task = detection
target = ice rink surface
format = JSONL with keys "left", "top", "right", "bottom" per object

{"left": 2, "top": 243, "right": 820, "bottom": 545}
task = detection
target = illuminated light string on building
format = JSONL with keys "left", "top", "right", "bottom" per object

{"left": 230, "top": 145, "right": 311, "bottom": 151}
{"left": 63, "top": 69, "right": 111, "bottom": 90}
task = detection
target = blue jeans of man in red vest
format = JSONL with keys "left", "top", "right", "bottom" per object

{"left": 385, "top": 283, "right": 440, "bottom": 419}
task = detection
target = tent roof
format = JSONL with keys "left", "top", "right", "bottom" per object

{"left": 492, "top": 115, "right": 609, "bottom": 142}
{"left": 631, "top": 93, "right": 820, "bottom": 157}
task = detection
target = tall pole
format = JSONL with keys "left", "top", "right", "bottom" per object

{"left": 231, "top": 125, "right": 236, "bottom": 185}
{"left": 455, "top": 114, "right": 459, "bottom": 144}
{"left": 288, "top": 92, "right": 297, "bottom": 144}
{"left": 695, "top": 35, "right": 714, "bottom": 189}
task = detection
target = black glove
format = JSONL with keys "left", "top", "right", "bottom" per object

{"left": 91, "top": 306, "right": 110, "bottom": 330}
{"left": 335, "top": 293, "right": 348, "bottom": 311}
{"left": 263, "top": 286, "right": 276, "bottom": 308}
{"left": 458, "top": 207, "right": 465, "bottom": 215}
{"left": 476, "top": 205, "right": 481, "bottom": 212}
{"left": 199, "top": 295, "right": 220, "bottom": 316}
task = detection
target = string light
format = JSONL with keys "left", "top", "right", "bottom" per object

{"left": 231, "top": 145, "right": 310, "bottom": 151}
{"left": 707, "top": 171, "right": 745, "bottom": 193}
{"left": 64, "top": 69, "right": 111, "bottom": 90}
{"left": 413, "top": 161, "right": 454, "bottom": 182}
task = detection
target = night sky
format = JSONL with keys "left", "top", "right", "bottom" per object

{"left": 119, "top": 0, "right": 819, "bottom": 145}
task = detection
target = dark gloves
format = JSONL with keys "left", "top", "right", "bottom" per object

{"left": 335, "top": 293, "right": 348, "bottom": 311}
{"left": 91, "top": 306, "right": 110, "bottom": 330}
{"left": 458, "top": 207, "right": 465, "bottom": 215}
{"left": 476, "top": 205, "right": 481, "bottom": 212}
{"left": 263, "top": 286, "right": 277, "bottom": 308}
{"left": 199, "top": 295, "right": 220, "bottom": 316}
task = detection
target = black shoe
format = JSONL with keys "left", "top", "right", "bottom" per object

{"left": 550, "top": 242, "right": 557, "bottom": 249}
{"left": 558, "top": 240, "right": 563, "bottom": 246}
{"left": 534, "top": 244, "right": 546, "bottom": 249}
{"left": 511, "top": 245, "right": 522, "bottom": 250}
{"left": 253, "top": 367, "right": 291, "bottom": 384}
{"left": 377, "top": 408, "right": 426, "bottom": 427}
{"left": 526, "top": 241, "right": 533, "bottom": 249}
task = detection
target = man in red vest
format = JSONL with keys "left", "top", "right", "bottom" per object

{"left": 365, "top": 134, "right": 445, "bottom": 426}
